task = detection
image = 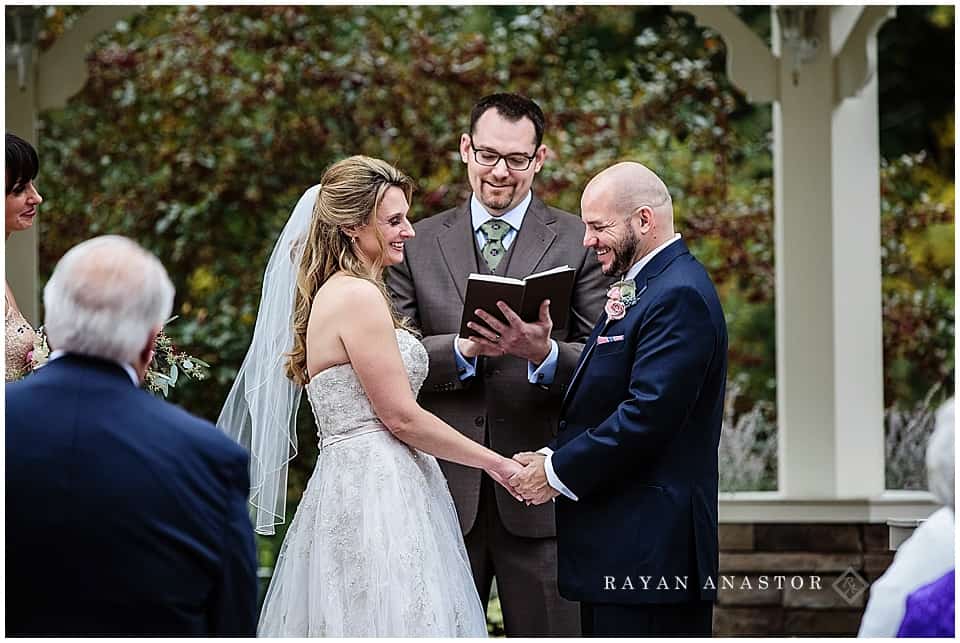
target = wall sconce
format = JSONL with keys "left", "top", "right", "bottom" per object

{"left": 776, "top": 6, "right": 820, "bottom": 86}
{"left": 5, "top": 7, "right": 39, "bottom": 91}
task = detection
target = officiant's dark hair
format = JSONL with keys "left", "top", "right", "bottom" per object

{"left": 469, "top": 93, "right": 545, "bottom": 149}
{"left": 6, "top": 132, "right": 39, "bottom": 195}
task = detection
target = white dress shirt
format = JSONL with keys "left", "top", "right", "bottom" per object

{"left": 540, "top": 233, "right": 683, "bottom": 501}
{"left": 454, "top": 190, "right": 560, "bottom": 384}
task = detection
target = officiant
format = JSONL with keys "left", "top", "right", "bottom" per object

{"left": 387, "top": 92, "right": 608, "bottom": 636}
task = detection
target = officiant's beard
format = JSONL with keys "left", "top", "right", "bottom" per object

{"left": 479, "top": 182, "right": 517, "bottom": 213}
{"left": 605, "top": 225, "right": 640, "bottom": 276}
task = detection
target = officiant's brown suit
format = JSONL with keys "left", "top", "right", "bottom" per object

{"left": 387, "top": 194, "right": 608, "bottom": 635}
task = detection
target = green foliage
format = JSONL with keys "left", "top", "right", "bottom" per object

{"left": 880, "top": 153, "right": 955, "bottom": 407}
{"left": 37, "top": 4, "right": 771, "bottom": 419}
{"left": 30, "top": 6, "right": 954, "bottom": 569}
{"left": 34, "top": 4, "right": 777, "bottom": 567}
{"left": 878, "top": 6, "right": 955, "bottom": 173}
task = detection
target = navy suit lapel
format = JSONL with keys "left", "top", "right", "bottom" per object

{"left": 558, "top": 240, "right": 690, "bottom": 417}
{"left": 560, "top": 315, "right": 609, "bottom": 415}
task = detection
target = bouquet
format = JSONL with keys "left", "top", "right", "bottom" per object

{"left": 144, "top": 319, "right": 211, "bottom": 397}
{"left": 29, "top": 316, "right": 209, "bottom": 398}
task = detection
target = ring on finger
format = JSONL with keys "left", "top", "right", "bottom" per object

{"left": 493, "top": 333, "right": 501, "bottom": 342}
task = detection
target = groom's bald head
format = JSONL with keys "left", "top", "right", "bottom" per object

{"left": 579, "top": 162, "right": 676, "bottom": 274}
{"left": 582, "top": 162, "right": 674, "bottom": 229}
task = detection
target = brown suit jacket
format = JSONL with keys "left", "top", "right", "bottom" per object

{"left": 387, "top": 195, "right": 609, "bottom": 538}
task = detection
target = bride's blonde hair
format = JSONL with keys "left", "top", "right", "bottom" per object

{"left": 285, "top": 155, "right": 415, "bottom": 385}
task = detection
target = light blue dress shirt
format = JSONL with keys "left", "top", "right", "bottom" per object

{"left": 540, "top": 233, "right": 683, "bottom": 501}
{"left": 453, "top": 192, "right": 560, "bottom": 385}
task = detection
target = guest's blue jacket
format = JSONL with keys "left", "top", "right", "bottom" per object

{"left": 550, "top": 240, "right": 727, "bottom": 604}
{"left": 6, "top": 353, "right": 258, "bottom": 635}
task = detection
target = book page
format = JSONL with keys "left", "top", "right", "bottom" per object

{"left": 523, "top": 265, "right": 572, "bottom": 281}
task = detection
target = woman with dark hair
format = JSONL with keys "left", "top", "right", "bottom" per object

{"left": 5, "top": 132, "right": 43, "bottom": 381}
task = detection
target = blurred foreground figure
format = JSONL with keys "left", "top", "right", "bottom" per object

{"left": 858, "top": 398, "right": 955, "bottom": 637}
{"left": 6, "top": 235, "right": 257, "bottom": 636}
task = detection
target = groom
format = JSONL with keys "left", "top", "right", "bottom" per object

{"left": 510, "top": 162, "right": 727, "bottom": 635}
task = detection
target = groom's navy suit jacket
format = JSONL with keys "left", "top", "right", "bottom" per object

{"left": 550, "top": 240, "right": 727, "bottom": 605}
{"left": 5, "top": 354, "right": 258, "bottom": 635}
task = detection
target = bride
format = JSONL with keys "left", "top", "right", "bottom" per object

{"left": 218, "top": 155, "right": 522, "bottom": 636}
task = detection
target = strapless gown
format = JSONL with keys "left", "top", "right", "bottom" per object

{"left": 257, "top": 329, "right": 488, "bottom": 637}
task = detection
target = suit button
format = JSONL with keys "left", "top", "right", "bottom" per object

{"left": 474, "top": 416, "right": 484, "bottom": 427}
{"left": 559, "top": 420, "right": 567, "bottom": 431}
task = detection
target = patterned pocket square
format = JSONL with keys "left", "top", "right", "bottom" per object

{"left": 596, "top": 334, "right": 625, "bottom": 345}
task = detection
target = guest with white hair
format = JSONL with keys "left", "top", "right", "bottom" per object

{"left": 858, "top": 397, "right": 955, "bottom": 637}
{"left": 6, "top": 235, "right": 258, "bottom": 635}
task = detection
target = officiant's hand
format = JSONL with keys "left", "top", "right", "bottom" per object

{"left": 467, "top": 300, "right": 553, "bottom": 365}
{"left": 486, "top": 456, "right": 525, "bottom": 502}
{"left": 509, "top": 452, "right": 560, "bottom": 505}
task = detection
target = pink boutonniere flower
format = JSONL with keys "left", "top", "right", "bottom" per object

{"left": 604, "top": 299, "right": 627, "bottom": 320}
{"left": 604, "top": 280, "right": 638, "bottom": 321}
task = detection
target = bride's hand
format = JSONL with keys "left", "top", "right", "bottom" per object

{"left": 486, "top": 456, "right": 525, "bottom": 501}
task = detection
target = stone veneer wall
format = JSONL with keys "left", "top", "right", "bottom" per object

{"left": 713, "top": 523, "right": 895, "bottom": 636}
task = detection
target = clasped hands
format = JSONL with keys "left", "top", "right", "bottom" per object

{"left": 509, "top": 451, "right": 560, "bottom": 505}
{"left": 486, "top": 452, "right": 560, "bottom": 506}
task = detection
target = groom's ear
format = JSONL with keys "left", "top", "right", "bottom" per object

{"left": 459, "top": 134, "right": 472, "bottom": 163}
{"left": 632, "top": 205, "right": 655, "bottom": 234}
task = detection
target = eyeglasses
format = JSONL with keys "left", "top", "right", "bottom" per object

{"left": 469, "top": 140, "right": 536, "bottom": 171}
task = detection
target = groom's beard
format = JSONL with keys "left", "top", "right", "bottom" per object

{"left": 605, "top": 225, "right": 640, "bottom": 276}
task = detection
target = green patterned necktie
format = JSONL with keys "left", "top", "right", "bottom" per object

{"left": 480, "top": 218, "right": 511, "bottom": 272}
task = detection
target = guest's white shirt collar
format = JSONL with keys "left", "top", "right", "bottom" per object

{"left": 49, "top": 350, "right": 140, "bottom": 386}
{"left": 623, "top": 233, "right": 682, "bottom": 282}
{"left": 470, "top": 191, "right": 532, "bottom": 233}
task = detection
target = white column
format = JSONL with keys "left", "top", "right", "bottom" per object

{"left": 772, "top": 7, "right": 841, "bottom": 497}
{"left": 678, "top": 6, "right": 891, "bottom": 499}
{"left": 773, "top": 7, "right": 889, "bottom": 498}
{"left": 829, "top": 8, "right": 890, "bottom": 496}
{"left": 5, "top": 60, "right": 39, "bottom": 325}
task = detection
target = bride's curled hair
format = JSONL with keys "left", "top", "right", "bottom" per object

{"left": 286, "top": 155, "right": 415, "bottom": 384}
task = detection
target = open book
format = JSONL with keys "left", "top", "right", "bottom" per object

{"left": 458, "top": 265, "right": 577, "bottom": 338}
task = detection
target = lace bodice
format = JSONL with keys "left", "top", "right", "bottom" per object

{"left": 305, "top": 328, "right": 428, "bottom": 443}
{"left": 260, "top": 325, "right": 486, "bottom": 636}
{"left": 5, "top": 300, "right": 36, "bottom": 382}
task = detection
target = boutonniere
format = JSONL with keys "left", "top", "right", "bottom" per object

{"left": 604, "top": 280, "right": 638, "bottom": 321}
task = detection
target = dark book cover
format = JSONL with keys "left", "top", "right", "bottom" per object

{"left": 458, "top": 266, "right": 576, "bottom": 338}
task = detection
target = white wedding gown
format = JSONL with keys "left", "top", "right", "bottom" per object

{"left": 258, "top": 329, "right": 488, "bottom": 637}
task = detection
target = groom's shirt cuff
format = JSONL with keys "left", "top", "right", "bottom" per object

{"left": 537, "top": 447, "right": 578, "bottom": 501}
{"left": 453, "top": 337, "right": 478, "bottom": 380}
